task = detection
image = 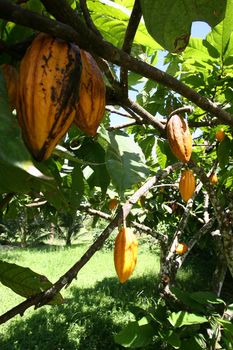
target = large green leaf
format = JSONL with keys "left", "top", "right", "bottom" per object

{"left": 206, "top": 1, "right": 233, "bottom": 61}
{"left": 0, "top": 260, "right": 63, "bottom": 305}
{"left": 104, "top": 131, "right": 149, "bottom": 195}
{"left": 87, "top": 0, "right": 161, "bottom": 50}
{"left": 168, "top": 311, "right": 208, "bottom": 328}
{"left": 140, "top": 0, "right": 227, "bottom": 52}
{"left": 114, "top": 317, "right": 154, "bottom": 348}
{"left": 73, "top": 138, "right": 110, "bottom": 192}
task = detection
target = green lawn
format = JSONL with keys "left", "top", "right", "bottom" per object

{"left": 0, "top": 241, "right": 229, "bottom": 350}
{"left": 0, "top": 242, "right": 160, "bottom": 350}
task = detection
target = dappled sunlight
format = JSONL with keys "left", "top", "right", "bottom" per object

{"left": 0, "top": 275, "right": 158, "bottom": 350}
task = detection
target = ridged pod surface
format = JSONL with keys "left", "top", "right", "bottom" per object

{"left": 74, "top": 50, "right": 105, "bottom": 136}
{"left": 114, "top": 227, "right": 138, "bottom": 283}
{"left": 166, "top": 114, "right": 192, "bottom": 162}
{"left": 179, "top": 169, "right": 195, "bottom": 202}
{"left": 2, "top": 64, "right": 18, "bottom": 110}
{"left": 17, "top": 33, "right": 82, "bottom": 161}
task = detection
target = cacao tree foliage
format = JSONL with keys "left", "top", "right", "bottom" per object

{"left": 0, "top": 0, "right": 233, "bottom": 346}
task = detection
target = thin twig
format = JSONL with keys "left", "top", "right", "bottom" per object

{"left": 79, "top": 0, "right": 102, "bottom": 38}
{"left": 107, "top": 120, "right": 141, "bottom": 131}
{"left": 124, "top": 98, "right": 165, "bottom": 133}
{"left": 120, "top": 0, "right": 142, "bottom": 95}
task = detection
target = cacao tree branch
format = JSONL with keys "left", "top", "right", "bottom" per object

{"left": 120, "top": 0, "right": 142, "bottom": 95}
{"left": 211, "top": 229, "right": 228, "bottom": 296}
{"left": 1, "top": 0, "right": 233, "bottom": 126}
{"left": 79, "top": 0, "right": 102, "bottom": 38}
{"left": 107, "top": 120, "right": 142, "bottom": 131}
{"left": 193, "top": 165, "right": 233, "bottom": 278}
{"left": 0, "top": 162, "right": 182, "bottom": 324}
{"left": 124, "top": 98, "right": 165, "bottom": 133}
{"left": 160, "top": 180, "right": 203, "bottom": 293}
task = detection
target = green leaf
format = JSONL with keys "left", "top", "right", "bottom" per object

{"left": 190, "top": 291, "right": 225, "bottom": 305}
{"left": 114, "top": 318, "right": 154, "bottom": 348}
{"left": 69, "top": 165, "right": 84, "bottom": 208}
{"left": 88, "top": 0, "right": 161, "bottom": 50}
{"left": 0, "top": 260, "right": 63, "bottom": 305}
{"left": 168, "top": 311, "right": 208, "bottom": 328}
{"left": 140, "top": 0, "right": 226, "bottom": 52}
{"left": 74, "top": 138, "right": 110, "bottom": 192}
{"left": 161, "top": 330, "right": 181, "bottom": 349}
{"left": 171, "top": 287, "right": 204, "bottom": 312}
{"left": 183, "top": 38, "right": 218, "bottom": 65}
{"left": 217, "top": 318, "right": 233, "bottom": 334}
{"left": 105, "top": 131, "right": 149, "bottom": 195}
{"left": 156, "top": 140, "right": 177, "bottom": 168}
{"left": 181, "top": 334, "right": 207, "bottom": 350}
{"left": 156, "top": 140, "right": 168, "bottom": 169}
{"left": 217, "top": 137, "right": 231, "bottom": 169}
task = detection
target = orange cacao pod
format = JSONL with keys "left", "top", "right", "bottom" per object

{"left": 114, "top": 227, "right": 138, "bottom": 283}
{"left": 166, "top": 114, "right": 192, "bottom": 162}
{"left": 179, "top": 169, "right": 195, "bottom": 202}
{"left": 215, "top": 129, "right": 225, "bottom": 142}
{"left": 17, "top": 33, "right": 81, "bottom": 161}
{"left": 74, "top": 50, "right": 105, "bottom": 136}
{"left": 209, "top": 173, "right": 218, "bottom": 185}
{"left": 175, "top": 242, "right": 188, "bottom": 255}
{"left": 108, "top": 198, "right": 118, "bottom": 210}
{"left": 2, "top": 64, "right": 18, "bottom": 110}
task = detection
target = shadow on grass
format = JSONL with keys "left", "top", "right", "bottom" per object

{"left": 0, "top": 274, "right": 159, "bottom": 350}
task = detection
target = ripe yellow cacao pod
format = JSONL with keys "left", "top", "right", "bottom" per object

{"left": 2, "top": 64, "right": 18, "bottom": 110}
{"left": 215, "top": 129, "right": 225, "bottom": 142}
{"left": 166, "top": 114, "right": 192, "bottom": 162}
{"left": 17, "top": 33, "right": 81, "bottom": 161}
{"left": 108, "top": 198, "right": 118, "bottom": 210}
{"left": 179, "top": 169, "right": 195, "bottom": 202}
{"left": 114, "top": 227, "right": 138, "bottom": 283}
{"left": 74, "top": 50, "right": 105, "bottom": 136}
{"left": 175, "top": 242, "right": 188, "bottom": 255}
{"left": 209, "top": 173, "right": 218, "bottom": 185}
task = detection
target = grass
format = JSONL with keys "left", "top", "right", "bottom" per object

{"left": 0, "top": 241, "right": 232, "bottom": 350}
{"left": 0, "top": 241, "right": 160, "bottom": 350}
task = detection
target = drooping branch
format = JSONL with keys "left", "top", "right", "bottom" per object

{"left": 0, "top": 162, "right": 182, "bottom": 325}
{"left": 1, "top": 0, "right": 233, "bottom": 126}
{"left": 193, "top": 165, "right": 233, "bottom": 278}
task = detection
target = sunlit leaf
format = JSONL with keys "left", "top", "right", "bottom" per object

{"left": 0, "top": 260, "right": 63, "bottom": 305}
{"left": 140, "top": 0, "right": 226, "bottom": 52}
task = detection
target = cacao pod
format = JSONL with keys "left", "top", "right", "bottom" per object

{"left": 215, "top": 129, "right": 225, "bottom": 142}
{"left": 2, "top": 64, "right": 18, "bottom": 110}
{"left": 209, "top": 173, "right": 218, "bottom": 185}
{"left": 108, "top": 198, "right": 118, "bottom": 210}
{"left": 179, "top": 169, "right": 195, "bottom": 202}
{"left": 166, "top": 114, "right": 192, "bottom": 162}
{"left": 114, "top": 227, "right": 138, "bottom": 283}
{"left": 175, "top": 242, "right": 188, "bottom": 255}
{"left": 17, "top": 33, "right": 82, "bottom": 161}
{"left": 74, "top": 50, "right": 105, "bottom": 136}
